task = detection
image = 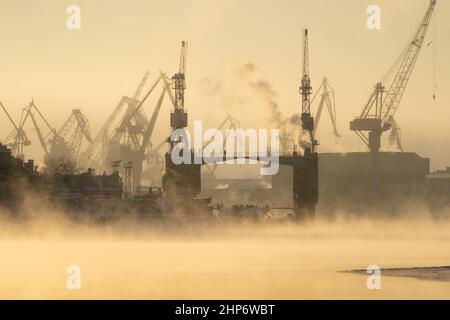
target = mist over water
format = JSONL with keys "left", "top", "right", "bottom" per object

{"left": 1, "top": 204, "right": 450, "bottom": 299}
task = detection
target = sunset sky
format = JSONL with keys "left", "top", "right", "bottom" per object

{"left": 0, "top": 0, "right": 448, "bottom": 169}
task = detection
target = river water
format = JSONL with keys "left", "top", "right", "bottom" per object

{"left": 1, "top": 217, "right": 449, "bottom": 299}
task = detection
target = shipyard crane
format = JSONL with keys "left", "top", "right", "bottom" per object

{"left": 161, "top": 73, "right": 176, "bottom": 107}
{"left": 22, "top": 101, "right": 57, "bottom": 156}
{"left": 82, "top": 41, "right": 187, "bottom": 190}
{"left": 139, "top": 75, "right": 170, "bottom": 156}
{"left": 125, "top": 72, "right": 176, "bottom": 157}
{"left": 203, "top": 114, "right": 241, "bottom": 151}
{"left": 350, "top": 0, "right": 437, "bottom": 154}
{"left": 311, "top": 77, "right": 340, "bottom": 138}
{"left": 111, "top": 75, "right": 163, "bottom": 146}
{"left": 55, "top": 109, "right": 93, "bottom": 158}
{"left": 170, "top": 41, "right": 189, "bottom": 151}
{"left": 174, "top": 41, "right": 187, "bottom": 112}
{"left": 133, "top": 73, "right": 172, "bottom": 189}
{"left": 133, "top": 71, "right": 150, "bottom": 102}
{"left": 118, "top": 71, "right": 151, "bottom": 136}
{"left": 299, "top": 29, "right": 316, "bottom": 154}
{"left": 138, "top": 74, "right": 179, "bottom": 187}
{"left": 203, "top": 114, "right": 241, "bottom": 175}
{"left": 13, "top": 101, "right": 86, "bottom": 171}
{"left": 109, "top": 73, "right": 168, "bottom": 159}
{"left": 41, "top": 108, "right": 92, "bottom": 172}
{"left": 1, "top": 101, "right": 31, "bottom": 159}
{"left": 80, "top": 72, "right": 151, "bottom": 170}
{"left": 105, "top": 72, "right": 174, "bottom": 191}
{"left": 80, "top": 96, "right": 129, "bottom": 169}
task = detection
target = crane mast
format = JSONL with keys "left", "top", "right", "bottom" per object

{"left": 301, "top": 29, "right": 311, "bottom": 115}
{"left": 170, "top": 41, "right": 189, "bottom": 150}
{"left": 382, "top": 0, "right": 436, "bottom": 121}
{"left": 300, "top": 29, "right": 315, "bottom": 154}
{"left": 174, "top": 41, "right": 187, "bottom": 111}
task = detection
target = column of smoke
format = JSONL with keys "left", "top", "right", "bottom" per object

{"left": 238, "top": 62, "right": 310, "bottom": 154}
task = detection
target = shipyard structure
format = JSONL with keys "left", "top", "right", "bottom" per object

{"left": 1, "top": 1, "right": 448, "bottom": 220}
{"left": 0, "top": 40, "right": 319, "bottom": 220}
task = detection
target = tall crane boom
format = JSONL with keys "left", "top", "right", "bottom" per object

{"left": 133, "top": 71, "right": 150, "bottom": 101}
{"left": 350, "top": 0, "right": 437, "bottom": 153}
{"left": 350, "top": 0, "right": 436, "bottom": 190}
{"left": 301, "top": 29, "right": 311, "bottom": 115}
{"left": 57, "top": 109, "right": 93, "bottom": 156}
{"left": 1, "top": 101, "right": 20, "bottom": 133}
{"left": 22, "top": 101, "right": 57, "bottom": 156}
{"left": 312, "top": 77, "right": 340, "bottom": 138}
{"left": 26, "top": 104, "right": 50, "bottom": 155}
{"left": 173, "top": 41, "right": 187, "bottom": 112}
{"left": 170, "top": 41, "right": 189, "bottom": 142}
{"left": 299, "top": 29, "right": 315, "bottom": 154}
{"left": 382, "top": 0, "right": 436, "bottom": 121}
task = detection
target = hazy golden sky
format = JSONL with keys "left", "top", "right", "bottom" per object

{"left": 0, "top": 0, "right": 449, "bottom": 169}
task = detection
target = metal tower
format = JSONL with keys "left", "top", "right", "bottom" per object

{"left": 170, "top": 41, "right": 188, "bottom": 144}
{"left": 300, "top": 29, "right": 316, "bottom": 154}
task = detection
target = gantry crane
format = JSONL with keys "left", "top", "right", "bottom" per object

{"left": 312, "top": 77, "right": 340, "bottom": 138}
{"left": 350, "top": 0, "right": 437, "bottom": 154}
{"left": 299, "top": 29, "right": 316, "bottom": 154}
{"left": 1, "top": 101, "right": 31, "bottom": 159}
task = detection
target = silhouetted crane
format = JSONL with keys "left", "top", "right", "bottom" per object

{"left": 311, "top": 77, "right": 340, "bottom": 139}
{"left": 1, "top": 101, "right": 31, "bottom": 159}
